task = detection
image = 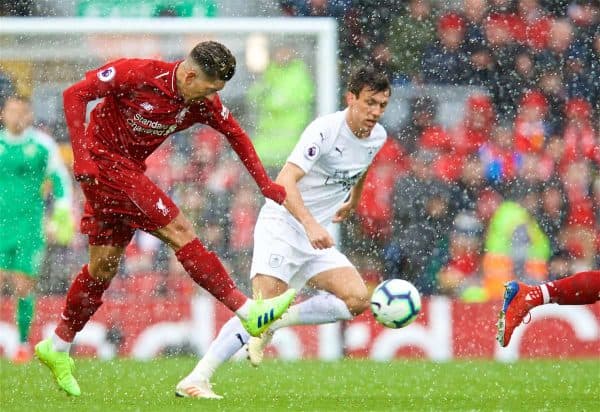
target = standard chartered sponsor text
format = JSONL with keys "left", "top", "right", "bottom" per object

{"left": 127, "top": 114, "right": 177, "bottom": 136}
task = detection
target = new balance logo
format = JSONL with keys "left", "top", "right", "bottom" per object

{"left": 156, "top": 198, "right": 169, "bottom": 216}
{"left": 221, "top": 105, "right": 230, "bottom": 119}
{"left": 256, "top": 308, "right": 275, "bottom": 328}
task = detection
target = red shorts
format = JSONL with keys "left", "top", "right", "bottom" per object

{"left": 80, "top": 158, "right": 179, "bottom": 247}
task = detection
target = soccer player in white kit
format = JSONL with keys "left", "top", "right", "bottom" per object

{"left": 175, "top": 66, "right": 391, "bottom": 399}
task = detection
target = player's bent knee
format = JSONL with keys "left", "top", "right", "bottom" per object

{"left": 252, "top": 274, "right": 288, "bottom": 299}
{"left": 157, "top": 215, "right": 197, "bottom": 251}
{"left": 89, "top": 261, "right": 120, "bottom": 281}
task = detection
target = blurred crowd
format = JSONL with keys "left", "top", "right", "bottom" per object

{"left": 0, "top": 0, "right": 598, "bottom": 302}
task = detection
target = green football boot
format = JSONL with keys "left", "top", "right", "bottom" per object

{"left": 35, "top": 338, "right": 81, "bottom": 396}
{"left": 241, "top": 289, "right": 296, "bottom": 337}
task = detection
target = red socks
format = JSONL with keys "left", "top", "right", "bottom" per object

{"left": 545, "top": 270, "right": 600, "bottom": 305}
{"left": 54, "top": 240, "right": 246, "bottom": 342}
{"left": 55, "top": 265, "right": 111, "bottom": 342}
{"left": 176, "top": 238, "right": 247, "bottom": 311}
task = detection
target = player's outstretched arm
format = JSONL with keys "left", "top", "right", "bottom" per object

{"left": 276, "top": 162, "right": 334, "bottom": 249}
{"left": 225, "top": 129, "right": 286, "bottom": 203}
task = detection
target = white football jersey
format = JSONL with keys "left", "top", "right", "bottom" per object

{"left": 261, "top": 109, "right": 387, "bottom": 231}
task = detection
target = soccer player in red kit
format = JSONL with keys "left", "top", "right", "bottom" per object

{"left": 34, "top": 41, "right": 296, "bottom": 396}
{"left": 497, "top": 270, "right": 600, "bottom": 347}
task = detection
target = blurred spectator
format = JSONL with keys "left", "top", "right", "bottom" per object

{"left": 466, "top": 43, "right": 498, "bottom": 89}
{"left": 339, "top": 1, "right": 400, "bottom": 67}
{"left": 479, "top": 122, "right": 521, "bottom": 186}
{"left": 463, "top": 0, "right": 489, "bottom": 51}
{"left": 559, "top": 98, "right": 600, "bottom": 168}
{"left": 437, "top": 212, "right": 484, "bottom": 299}
{"left": 515, "top": 152, "right": 548, "bottom": 196}
{"left": 564, "top": 44, "right": 595, "bottom": 100}
{"left": 493, "top": 46, "right": 538, "bottom": 118}
{"left": 371, "top": 43, "right": 404, "bottom": 85}
{"left": 422, "top": 12, "right": 471, "bottom": 85}
{"left": 560, "top": 160, "right": 597, "bottom": 270}
{"left": 487, "top": 0, "right": 522, "bottom": 45}
{"left": 536, "top": 18, "right": 576, "bottom": 126}
{"left": 517, "top": 0, "right": 553, "bottom": 50}
{"left": 591, "top": 30, "right": 600, "bottom": 110}
{"left": 536, "top": 178, "right": 568, "bottom": 256}
{"left": 388, "top": 0, "right": 436, "bottom": 83}
{"left": 384, "top": 150, "right": 455, "bottom": 295}
{"left": 513, "top": 90, "right": 551, "bottom": 153}
{"left": 450, "top": 93, "right": 495, "bottom": 155}
{"left": 463, "top": 0, "right": 497, "bottom": 89}
{"left": 482, "top": 185, "right": 551, "bottom": 299}
{"left": 247, "top": 45, "right": 314, "bottom": 174}
{"left": 567, "top": 0, "right": 599, "bottom": 40}
{"left": 451, "top": 154, "right": 488, "bottom": 214}
{"left": 356, "top": 134, "right": 408, "bottom": 243}
{"left": 396, "top": 95, "right": 438, "bottom": 154}
{"left": 548, "top": 248, "right": 573, "bottom": 280}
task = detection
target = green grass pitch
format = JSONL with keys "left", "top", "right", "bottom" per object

{"left": 1, "top": 358, "right": 598, "bottom": 411}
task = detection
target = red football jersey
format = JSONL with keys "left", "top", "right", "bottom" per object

{"left": 72, "top": 58, "right": 246, "bottom": 168}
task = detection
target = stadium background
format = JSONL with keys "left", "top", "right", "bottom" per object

{"left": 0, "top": 0, "right": 599, "bottom": 361}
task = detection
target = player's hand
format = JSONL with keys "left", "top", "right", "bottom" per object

{"left": 49, "top": 204, "right": 75, "bottom": 245}
{"left": 304, "top": 220, "right": 334, "bottom": 250}
{"left": 332, "top": 201, "right": 355, "bottom": 223}
{"left": 260, "top": 181, "right": 286, "bottom": 204}
{"left": 73, "top": 155, "right": 99, "bottom": 184}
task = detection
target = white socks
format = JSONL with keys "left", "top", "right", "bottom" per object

{"left": 270, "top": 293, "right": 353, "bottom": 331}
{"left": 51, "top": 333, "right": 72, "bottom": 353}
{"left": 185, "top": 293, "right": 352, "bottom": 382}
{"left": 185, "top": 316, "right": 249, "bottom": 381}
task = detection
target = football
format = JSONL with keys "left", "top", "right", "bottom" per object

{"left": 370, "top": 279, "right": 422, "bottom": 328}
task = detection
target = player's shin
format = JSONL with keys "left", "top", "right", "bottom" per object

{"left": 16, "top": 294, "right": 35, "bottom": 344}
{"left": 270, "top": 293, "right": 353, "bottom": 331}
{"left": 175, "top": 239, "right": 247, "bottom": 311}
{"left": 180, "top": 316, "right": 249, "bottom": 383}
{"left": 54, "top": 265, "right": 111, "bottom": 344}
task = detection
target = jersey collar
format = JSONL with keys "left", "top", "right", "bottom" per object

{"left": 166, "top": 60, "right": 183, "bottom": 100}
{"left": 2, "top": 127, "right": 30, "bottom": 144}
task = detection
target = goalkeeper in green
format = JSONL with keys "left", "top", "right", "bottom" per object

{"left": 0, "top": 96, "right": 74, "bottom": 363}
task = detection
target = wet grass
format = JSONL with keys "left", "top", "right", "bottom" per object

{"left": 1, "top": 358, "right": 598, "bottom": 411}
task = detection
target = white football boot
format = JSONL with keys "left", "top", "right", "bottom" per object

{"left": 175, "top": 377, "right": 223, "bottom": 399}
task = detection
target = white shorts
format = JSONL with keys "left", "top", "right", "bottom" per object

{"left": 250, "top": 215, "right": 354, "bottom": 290}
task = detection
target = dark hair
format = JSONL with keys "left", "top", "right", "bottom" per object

{"left": 347, "top": 65, "right": 390, "bottom": 97}
{"left": 189, "top": 41, "right": 236, "bottom": 81}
